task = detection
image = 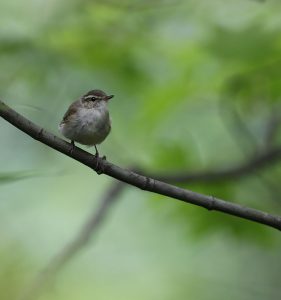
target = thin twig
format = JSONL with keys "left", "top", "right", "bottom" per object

{"left": 18, "top": 181, "right": 124, "bottom": 300}
{"left": 217, "top": 98, "right": 281, "bottom": 206}
{"left": 1, "top": 100, "right": 281, "bottom": 230}
{"left": 151, "top": 146, "right": 281, "bottom": 183}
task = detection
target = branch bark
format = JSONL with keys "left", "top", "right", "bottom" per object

{"left": 1, "top": 100, "right": 281, "bottom": 231}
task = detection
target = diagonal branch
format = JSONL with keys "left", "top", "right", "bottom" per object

{"left": 153, "top": 146, "right": 281, "bottom": 183}
{"left": 18, "top": 181, "right": 124, "bottom": 300}
{"left": 1, "top": 100, "right": 281, "bottom": 231}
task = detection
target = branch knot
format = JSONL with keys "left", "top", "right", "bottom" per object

{"left": 141, "top": 176, "right": 155, "bottom": 191}
{"left": 206, "top": 196, "right": 216, "bottom": 211}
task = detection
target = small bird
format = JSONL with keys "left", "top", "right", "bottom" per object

{"left": 59, "top": 89, "right": 114, "bottom": 156}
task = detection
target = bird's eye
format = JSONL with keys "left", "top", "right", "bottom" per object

{"left": 91, "top": 97, "right": 97, "bottom": 101}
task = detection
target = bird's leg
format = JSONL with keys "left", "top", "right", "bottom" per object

{"left": 94, "top": 145, "right": 99, "bottom": 158}
{"left": 70, "top": 140, "right": 75, "bottom": 155}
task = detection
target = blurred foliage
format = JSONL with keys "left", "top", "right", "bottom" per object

{"left": 1, "top": 0, "right": 281, "bottom": 299}
{"left": 0, "top": 246, "right": 31, "bottom": 300}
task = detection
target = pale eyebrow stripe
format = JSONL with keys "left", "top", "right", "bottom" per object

{"left": 84, "top": 95, "right": 102, "bottom": 99}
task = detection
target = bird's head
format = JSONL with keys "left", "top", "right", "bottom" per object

{"left": 82, "top": 89, "right": 114, "bottom": 103}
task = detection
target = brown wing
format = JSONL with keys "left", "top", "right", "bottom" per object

{"left": 60, "top": 100, "right": 81, "bottom": 124}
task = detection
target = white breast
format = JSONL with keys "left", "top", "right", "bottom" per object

{"left": 60, "top": 102, "right": 111, "bottom": 146}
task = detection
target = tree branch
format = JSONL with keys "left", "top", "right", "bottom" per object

{"left": 18, "top": 181, "right": 124, "bottom": 300}
{"left": 153, "top": 146, "right": 281, "bottom": 183}
{"left": 1, "top": 100, "right": 281, "bottom": 231}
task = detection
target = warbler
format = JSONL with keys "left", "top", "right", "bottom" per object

{"left": 59, "top": 89, "right": 114, "bottom": 156}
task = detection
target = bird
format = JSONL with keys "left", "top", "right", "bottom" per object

{"left": 59, "top": 89, "right": 114, "bottom": 157}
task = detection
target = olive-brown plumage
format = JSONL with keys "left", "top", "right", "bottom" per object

{"left": 59, "top": 89, "right": 114, "bottom": 155}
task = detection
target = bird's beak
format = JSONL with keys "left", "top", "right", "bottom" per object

{"left": 105, "top": 95, "right": 114, "bottom": 101}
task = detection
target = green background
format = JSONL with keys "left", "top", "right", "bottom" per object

{"left": 1, "top": 0, "right": 281, "bottom": 299}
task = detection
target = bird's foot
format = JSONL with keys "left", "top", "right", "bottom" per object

{"left": 70, "top": 140, "right": 75, "bottom": 156}
{"left": 95, "top": 155, "right": 107, "bottom": 175}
